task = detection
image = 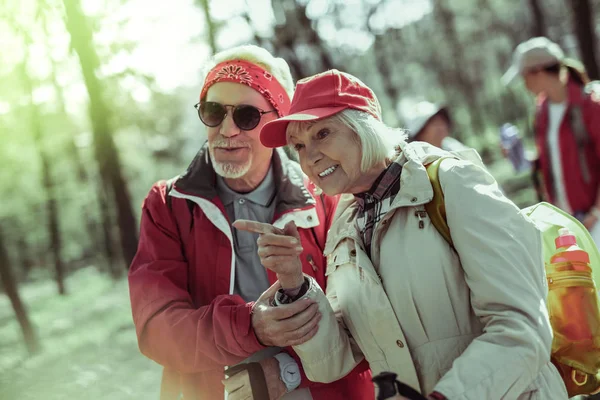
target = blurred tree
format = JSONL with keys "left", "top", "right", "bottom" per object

{"left": 40, "top": 13, "right": 112, "bottom": 275}
{"left": 431, "top": 0, "right": 485, "bottom": 137}
{"left": 567, "top": 0, "right": 599, "bottom": 79}
{"left": 15, "top": 235, "right": 34, "bottom": 280}
{"left": 12, "top": 22, "right": 67, "bottom": 295}
{"left": 270, "top": 0, "right": 334, "bottom": 79}
{"left": 199, "top": 0, "right": 218, "bottom": 54}
{"left": 528, "top": 0, "right": 547, "bottom": 37}
{"left": 62, "top": 0, "right": 138, "bottom": 268}
{"left": 0, "top": 225, "right": 40, "bottom": 355}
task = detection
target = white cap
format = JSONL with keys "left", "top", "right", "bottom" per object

{"left": 502, "top": 37, "right": 565, "bottom": 85}
{"left": 558, "top": 227, "right": 572, "bottom": 237}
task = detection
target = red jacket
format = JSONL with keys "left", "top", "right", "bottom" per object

{"left": 129, "top": 147, "right": 373, "bottom": 400}
{"left": 534, "top": 78, "right": 600, "bottom": 213}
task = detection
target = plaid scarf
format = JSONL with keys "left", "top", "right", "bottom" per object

{"left": 354, "top": 161, "right": 402, "bottom": 256}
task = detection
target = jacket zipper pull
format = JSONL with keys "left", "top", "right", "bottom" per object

{"left": 307, "top": 254, "right": 318, "bottom": 272}
{"left": 415, "top": 210, "right": 427, "bottom": 229}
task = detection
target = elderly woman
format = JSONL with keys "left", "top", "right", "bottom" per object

{"left": 235, "top": 70, "right": 568, "bottom": 400}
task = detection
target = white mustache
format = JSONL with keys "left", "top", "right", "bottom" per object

{"left": 211, "top": 139, "right": 251, "bottom": 149}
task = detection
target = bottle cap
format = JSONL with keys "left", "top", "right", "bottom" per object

{"left": 555, "top": 227, "right": 577, "bottom": 248}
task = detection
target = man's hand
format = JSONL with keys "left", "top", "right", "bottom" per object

{"left": 222, "top": 357, "right": 286, "bottom": 400}
{"left": 234, "top": 219, "right": 305, "bottom": 288}
{"left": 252, "top": 282, "right": 321, "bottom": 347}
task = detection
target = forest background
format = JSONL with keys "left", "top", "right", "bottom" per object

{"left": 1, "top": 0, "right": 599, "bottom": 398}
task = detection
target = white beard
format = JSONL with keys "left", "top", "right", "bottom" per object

{"left": 209, "top": 149, "right": 252, "bottom": 179}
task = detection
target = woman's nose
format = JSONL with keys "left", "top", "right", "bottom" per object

{"left": 306, "top": 145, "right": 322, "bottom": 165}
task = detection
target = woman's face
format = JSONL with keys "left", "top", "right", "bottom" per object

{"left": 287, "top": 117, "right": 375, "bottom": 196}
{"left": 415, "top": 115, "right": 450, "bottom": 148}
{"left": 523, "top": 70, "right": 545, "bottom": 95}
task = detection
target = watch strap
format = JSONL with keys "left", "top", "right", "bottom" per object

{"left": 224, "top": 362, "right": 269, "bottom": 399}
{"left": 274, "top": 278, "right": 309, "bottom": 305}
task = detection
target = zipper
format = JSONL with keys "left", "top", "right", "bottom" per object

{"left": 547, "top": 274, "right": 595, "bottom": 289}
{"left": 415, "top": 209, "right": 427, "bottom": 229}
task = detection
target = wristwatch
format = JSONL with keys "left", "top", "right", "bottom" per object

{"left": 274, "top": 353, "right": 301, "bottom": 392}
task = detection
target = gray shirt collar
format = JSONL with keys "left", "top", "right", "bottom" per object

{"left": 216, "top": 165, "right": 276, "bottom": 207}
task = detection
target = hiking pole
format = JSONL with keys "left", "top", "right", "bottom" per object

{"left": 372, "top": 371, "right": 428, "bottom": 400}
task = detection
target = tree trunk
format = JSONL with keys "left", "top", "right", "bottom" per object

{"left": 528, "top": 0, "right": 547, "bottom": 37}
{"left": 62, "top": 0, "right": 139, "bottom": 267}
{"left": 269, "top": 0, "right": 333, "bottom": 78}
{"left": 16, "top": 235, "right": 34, "bottom": 280}
{"left": 432, "top": 0, "right": 486, "bottom": 137}
{"left": 373, "top": 36, "right": 400, "bottom": 109}
{"left": 0, "top": 227, "right": 40, "bottom": 355}
{"left": 18, "top": 50, "right": 67, "bottom": 295}
{"left": 47, "top": 57, "right": 106, "bottom": 260}
{"left": 295, "top": 3, "right": 334, "bottom": 71}
{"left": 42, "top": 13, "right": 104, "bottom": 262}
{"left": 567, "top": 0, "right": 599, "bottom": 80}
{"left": 98, "top": 183, "right": 121, "bottom": 278}
{"left": 198, "top": 0, "right": 218, "bottom": 54}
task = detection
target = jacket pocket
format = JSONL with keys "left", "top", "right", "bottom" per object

{"left": 326, "top": 239, "right": 357, "bottom": 276}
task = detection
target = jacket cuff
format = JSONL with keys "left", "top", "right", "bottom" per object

{"left": 273, "top": 278, "right": 310, "bottom": 305}
{"left": 237, "top": 302, "right": 267, "bottom": 353}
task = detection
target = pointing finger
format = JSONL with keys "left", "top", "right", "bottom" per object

{"left": 233, "top": 219, "right": 283, "bottom": 235}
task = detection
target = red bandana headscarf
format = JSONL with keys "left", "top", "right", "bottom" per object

{"left": 200, "top": 59, "right": 291, "bottom": 117}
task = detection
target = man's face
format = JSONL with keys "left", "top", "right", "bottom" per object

{"left": 205, "top": 82, "right": 276, "bottom": 182}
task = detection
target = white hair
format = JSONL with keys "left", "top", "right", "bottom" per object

{"left": 287, "top": 109, "right": 406, "bottom": 172}
{"left": 201, "top": 44, "right": 294, "bottom": 100}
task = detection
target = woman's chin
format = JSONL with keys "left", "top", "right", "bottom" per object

{"left": 319, "top": 184, "right": 343, "bottom": 197}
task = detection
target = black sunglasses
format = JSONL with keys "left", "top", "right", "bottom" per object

{"left": 194, "top": 101, "right": 276, "bottom": 131}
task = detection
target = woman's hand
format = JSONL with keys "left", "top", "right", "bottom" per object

{"left": 582, "top": 208, "right": 599, "bottom": 230}
{"left": 252, "top": 282, "right": 321, "bottom": 347}
{"left": 233, "top": 219, "right": 305, "bottom": 288}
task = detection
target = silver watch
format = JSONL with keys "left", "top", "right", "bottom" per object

{"left": 274, "top": 353, "right": 301, "bottom": 392}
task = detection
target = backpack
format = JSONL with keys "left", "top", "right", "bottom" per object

{"left": 424, "top": 156, "right": 600, "bottom": 397}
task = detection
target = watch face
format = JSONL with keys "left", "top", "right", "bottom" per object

{"left": 281, "top": 363, "right": 301, "bottom": 387}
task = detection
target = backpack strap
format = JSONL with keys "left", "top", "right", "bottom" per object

{"left": 424, "top": 157, "right": 454, "bottom": 248}
{"left": 569, "top": 101, "right": 591, "bottom": 184}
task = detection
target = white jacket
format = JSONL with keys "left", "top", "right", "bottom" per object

{"left": 293, "top": 142, "right": 568, "bottom": 400}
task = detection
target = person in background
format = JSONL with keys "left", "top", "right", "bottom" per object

{"left": 236, "top": 69, "right": 568, "bottom": 400}
{"left": 503, "top": 36, "right": 600, "bottom": 247}
{"left": 499, "top": 123, "right": 531, "bottom": 173}
{"left": 405, "top": 101, "right": 468, "bottom": 152}
{"left": 128, "top": 45, "right": 372, "bottom": 400}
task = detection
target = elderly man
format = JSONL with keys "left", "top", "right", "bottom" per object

{"left": 128, "top": 45, "right": 372, "bottom": 400}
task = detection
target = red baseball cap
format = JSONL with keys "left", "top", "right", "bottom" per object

{"left": 260, "top": 69, "right": 382, "bottom": 148}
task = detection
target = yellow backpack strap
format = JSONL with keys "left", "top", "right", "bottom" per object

{"left": 424, "top": 157, "right": 454, "bottom": 248}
